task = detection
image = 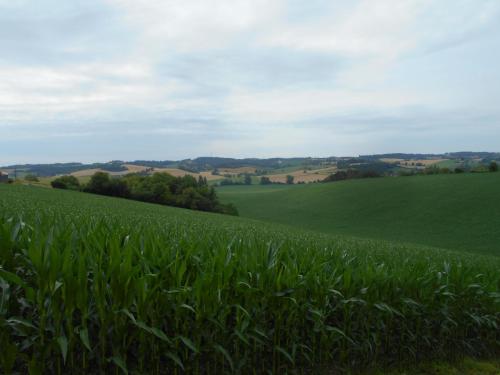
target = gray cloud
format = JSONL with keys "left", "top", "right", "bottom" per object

{"left": 1, "top": 0, "right": 500, "bottom": 164}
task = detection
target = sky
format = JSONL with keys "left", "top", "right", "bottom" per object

{"left": 1, "top": 0, "right": 500, "bottom": 164}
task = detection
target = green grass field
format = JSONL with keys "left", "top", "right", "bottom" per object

{"left": 0, "top": 184, "right": 499, "bottom": 374}
{"left": 218, "top": 173, "right": 500, "bottom": 256}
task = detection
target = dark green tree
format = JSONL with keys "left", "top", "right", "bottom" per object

{"left": 51, "top": 175, "right": 81, "bottom": 190}
{"left": 260, "top": 176, "right": 271, "bottom": 185}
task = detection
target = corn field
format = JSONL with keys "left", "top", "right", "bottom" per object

{"left": 0, "top": 185, "right": 499, "bottom": 374}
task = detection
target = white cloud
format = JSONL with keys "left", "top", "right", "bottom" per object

{"left": 1, "top": 0, "right": 500, "bottom": 163}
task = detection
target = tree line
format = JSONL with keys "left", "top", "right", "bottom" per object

{"left": 51, "top": 172, "right": 238, "bottom": 215}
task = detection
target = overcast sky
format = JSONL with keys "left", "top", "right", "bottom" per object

{"left": 1, "top": 0, "right": 500, "bottom": 164}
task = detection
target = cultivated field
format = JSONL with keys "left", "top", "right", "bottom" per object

{"left": 0, "top": 184, "right": 499, "bottom": 373}
{"left": 70, "top": 164, "right": 221, "bottom": 181}
{"left": 266, "top": 166, "right": 338, "bottom": 183}
{"left": 380, "top": 158, "right": 447, "bottom": 166}
{"left": 218, "top": 173, "right": 500, "bottom": 256}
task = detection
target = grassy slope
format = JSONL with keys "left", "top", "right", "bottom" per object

{"left": 218, "top": 173, "right": 500, "bottom": 256}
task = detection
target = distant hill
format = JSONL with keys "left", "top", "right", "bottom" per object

{"left": 2, "top": 152, "right": 498, "bottom": 178}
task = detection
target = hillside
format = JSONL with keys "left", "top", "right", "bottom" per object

{"left": 1, "top": 184, "right": 499, "bottom": 373}
{"left": 2, "top": 152, "right": 498, "bottom": 180}
{"left": 218, "top": 173, "right": 500, "bottom": 256}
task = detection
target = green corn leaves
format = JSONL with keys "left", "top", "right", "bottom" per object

{"left": 0, "top": 184, "right": 499, "bottom": 374}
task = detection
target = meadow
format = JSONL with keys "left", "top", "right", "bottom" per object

{"left": 0, "top": 184, "right": 499, "bottom": 374}
{"left": 218, "top": 173, "right": 500, "bottom": 256}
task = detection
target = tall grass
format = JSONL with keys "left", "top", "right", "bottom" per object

{"left": 0, "top": 185, "right": 499, "bottom": 374}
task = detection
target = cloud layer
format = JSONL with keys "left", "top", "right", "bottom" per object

{"left": 1, "top": 0, "right": 500, "bottom": 163}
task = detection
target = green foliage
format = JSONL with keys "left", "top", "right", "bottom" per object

{"left": 0, "top": 184, "right": 499, "bottom": 374}
{"left": 286, "top": 175, "right": 294, "bottom": 184}
{"left": 218, "top": 173, "right": 500, "bottom": 256}
{"left": 260, "top": 176, "right": 271, "bottom": 185}
{"left": 51, "top": 175, "right": 81, "bottom": 190}
{"left": 489, "top": 161, "right": 498, "bottom": 172}
{"left": 323, "top": 169, "right": 381, "bottom": 182}
{"left": 83, "top": 172, "right": 237, "bottom": 215}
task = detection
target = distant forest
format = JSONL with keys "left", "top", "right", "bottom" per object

{"left": 2, "top": 152, "right": 499, "bottom": 177}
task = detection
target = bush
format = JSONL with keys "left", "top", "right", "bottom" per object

{"left": 51, "top": 175, "right": 81, "bottom": 190}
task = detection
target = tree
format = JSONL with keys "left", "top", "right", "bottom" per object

{"left": 489, "top": 161, "right": 498, "bottom": 172}
{"left": 79, "top": 171, "right": 237, "bottom": 215}
{"left": 260, "top": 176, "right": 271, "bottom": 185}
{"left": 286, "top": 175, "right": 294, "bottom": 184}
{"left": 244, "top": 174, "right": 252, "bottom": 185}
{"left": 51, "top": 175, "right": 81, "bottom": 190}
{"left": 84, "top": 172, "right": 111, "bottom": 194}
{"left": 198, "top": 175, "right": 208, "bottom": 186}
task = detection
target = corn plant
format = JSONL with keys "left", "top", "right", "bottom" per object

{"left": 0, "top": 184, "right": 499, "bottom": 374}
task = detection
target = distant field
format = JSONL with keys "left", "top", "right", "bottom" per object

{"left": 218, "top": 173, "right": 500, "bottom": 256}
{"left": 266, "top": 166, "right": 337, "bottom": 183}
{"left": 70, "top": 164, "right": 221, "bottom": 181}
{"left": 381, "top": 158, "right": 447, "bottom": 166}
{"left": 1, "top": 184, "right": 498, "bottom": 373}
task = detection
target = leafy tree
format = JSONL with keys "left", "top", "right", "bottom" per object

{"left": 83, "top": 171, "right": 237, "bottom": 215}
{"left": 323, "top": 169, "right": 380, "bottom": 183}
{"left": 51, "top": 175, "right": 81, "bottom": 190}
{"left": 244, "top": 174, "right": 252, "bottom": 185}
{"left": 260, "top": 176, "right": 271, "bottom": 185}
{"left": 489, "top": 161, "right": 498, "bottom": 172}
{"left": 84, "top": 172, "right": 111, "bottom": 194}
{"left": 198, "top": 175, "right": 208, "bottom": 186}
{"left": 286, "top": 175, "right": 294, "bottom": 184}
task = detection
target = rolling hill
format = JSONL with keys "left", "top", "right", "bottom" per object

{"left": 218, "top": 173, "right": 500, "bottom": 256}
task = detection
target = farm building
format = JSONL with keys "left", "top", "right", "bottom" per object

{"left": 0, "top": 171, "right": 9, "bottom": 183}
